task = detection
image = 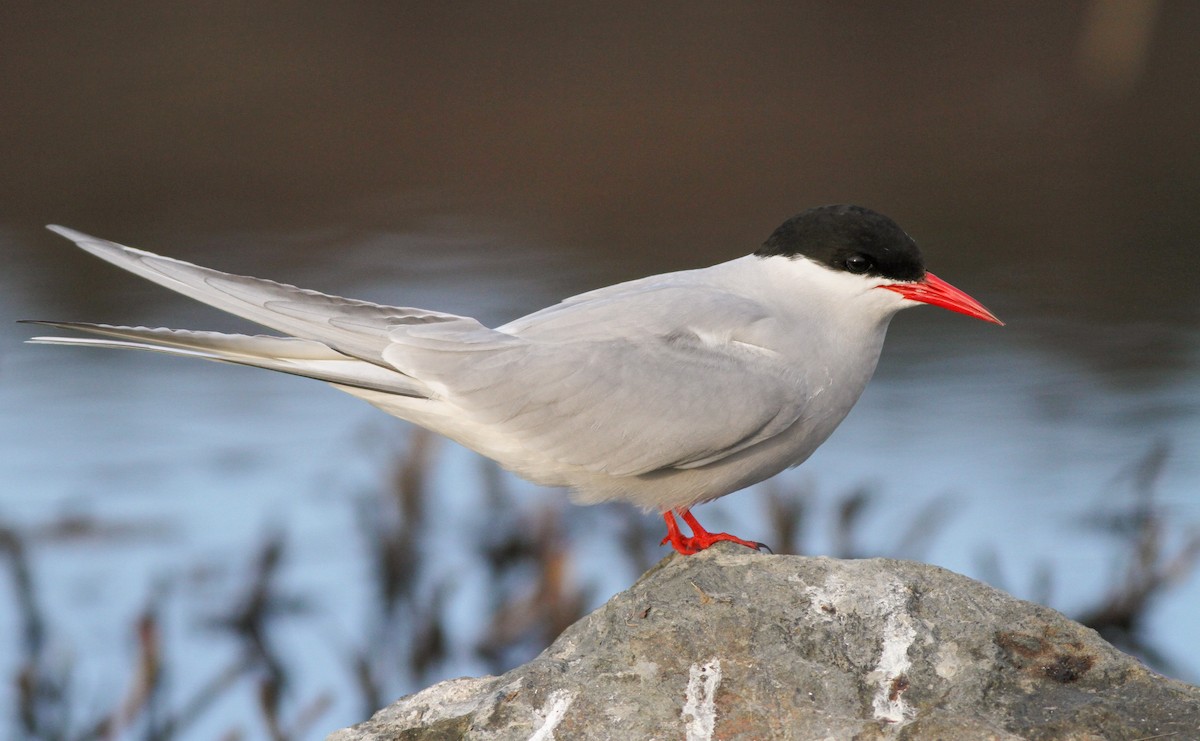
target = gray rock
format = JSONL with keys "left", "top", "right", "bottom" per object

{"left": 329, "top": 545, "right": 1200, "bottom": 740}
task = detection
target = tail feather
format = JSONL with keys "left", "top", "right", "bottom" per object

{"left": 23, "top": 321, "right": 432, "bottom": 398}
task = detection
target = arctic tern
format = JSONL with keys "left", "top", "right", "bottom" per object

{"left": 25, "top": 205, "right": 1001, "bottom": 555}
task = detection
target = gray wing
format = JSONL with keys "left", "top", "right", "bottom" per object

{"left": 387, "top": 293, "right": 808, "bottom": 477}
{"left": 45, "top": 226, "right": 483, "bottom": 366}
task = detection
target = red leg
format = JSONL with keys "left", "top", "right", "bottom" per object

{"left": 660, "top": 511, "right": 696, "bottom": 554}
{"left": 660, "top": 508, "right": 767, "bottom": 555}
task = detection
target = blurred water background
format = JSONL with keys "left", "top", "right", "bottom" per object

{"left": 2, "top": 2, "right": 1199, "bottom": 739}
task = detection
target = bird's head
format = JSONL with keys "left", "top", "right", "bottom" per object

{"left": 757, "top": 205, "right": 1003, "bottom": 325}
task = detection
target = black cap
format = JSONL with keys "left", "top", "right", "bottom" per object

{"left": 755, "top": 205, "right": 925, "bottom": 282}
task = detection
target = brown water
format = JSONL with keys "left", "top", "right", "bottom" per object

{"left": 5, "top": 3, "right": 1199, "bottom": 327}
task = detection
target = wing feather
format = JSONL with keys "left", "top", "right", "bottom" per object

{"left": 490, "top": 338, "right": 801, "bottom": 476}
{"left": 45, "top": 226, "right": 479, "bottom": 366}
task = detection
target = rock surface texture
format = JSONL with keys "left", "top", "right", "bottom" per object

{"left": 329, "top": 546, "right": 1200, "bottom": 740}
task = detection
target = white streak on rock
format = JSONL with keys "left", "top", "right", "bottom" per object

{"left": 870, "top": 585, "right": 917, "bottom": 726}
{"left": 527, "top": 689, "right": 574, "bottom": 741}
{"left": 681, "top": 658, "right": 721, "bottom": 741}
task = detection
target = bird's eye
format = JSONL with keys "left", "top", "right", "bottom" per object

{"left": 844, "top": 254, "right": 874, "bottom": 274}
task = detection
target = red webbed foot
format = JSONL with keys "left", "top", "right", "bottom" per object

{"left": 660, "top": 508, "right": 769, "bottom": 555}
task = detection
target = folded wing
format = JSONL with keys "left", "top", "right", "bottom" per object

{"left": 388, "top": 321, "right": 807, "bottom": 477}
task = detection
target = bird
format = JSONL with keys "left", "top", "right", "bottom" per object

{"left": 24, "top": 205, "right": 1001, "bottom": 555}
